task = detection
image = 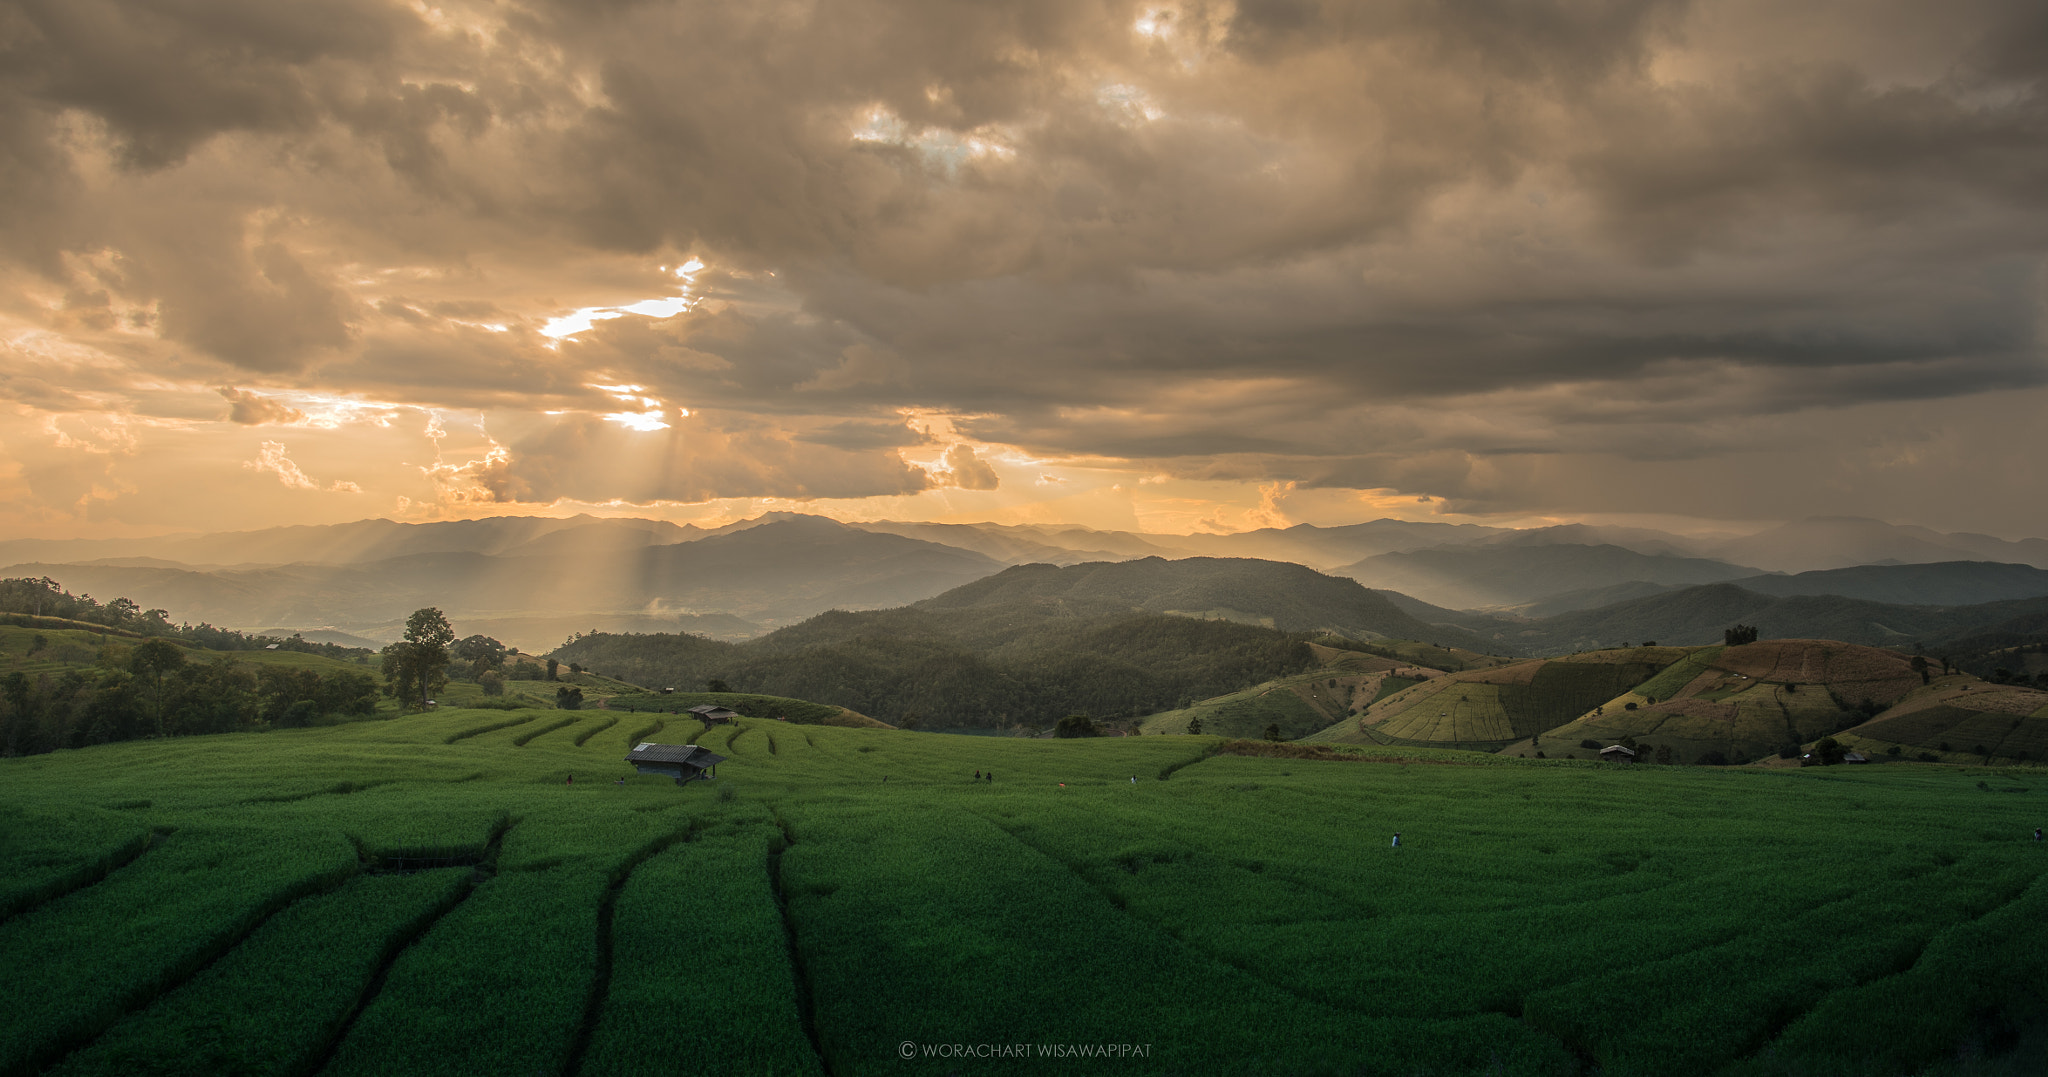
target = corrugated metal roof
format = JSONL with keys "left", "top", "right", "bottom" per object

{"left": 624, "top": 743, "right": 729, "bottom": 769}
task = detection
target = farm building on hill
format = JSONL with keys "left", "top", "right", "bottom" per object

{"left": 624, "top": 742, "right": 727, "bottom": 785}
{"left": 1842, "top": 751, "right": 1869, "bottom": 764}
{"left": 1599, "top": 744, "right": 1637, "bottom": 763}
{"left": 688, "top": 704, "right": 739, "bottom": 723}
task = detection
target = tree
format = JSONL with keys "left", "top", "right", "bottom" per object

{"left": 1263, "top": 722, "right": 1283, "bottom": 742}
{"left": 546, "top": 658, "right": 560, "bottom": 682}
{"left": 454, "top": 634, "right": 507, "bottom": 667}
{"left": 1187, "top": 716, "right": 1203, "bottom": 735}
{"left": 556, "top": 685, "right": 584, "bottom": 710}
{"left": 1055, "top": 714, "right": 1101, "bottom": 738}
{"left": 1724, "top": 624, "right": 1759, "bottom": 646}
{"left": 1910, "top": 655, "right": 1930, "bottom": 685}
{"left": 706, "top": 678, "right": 731, "bottom": 693}
{"left": 130, "top": 638, "right": 185, "bottom": 737}
{"left": 386, "top": 608, "right": 455, "bottom": 711}
{"left": 479, "top": 670, "right": 505, "bottom": 697}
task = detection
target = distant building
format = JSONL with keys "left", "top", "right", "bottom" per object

{"left": 1599, "top": 744, "right": 1637, "bottom": 763}
{"left": 1842, "top": 751, "right": 1869, "bottom": 764}
{"left": 624, "top": 742, "right": 727, "bottom": 785}
{"left": 688, "top": 704, "right": 739, "bottom": 723}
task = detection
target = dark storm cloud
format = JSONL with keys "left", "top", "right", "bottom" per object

{"left": 3, "top": 0, "right": 2046, "bottom": 528}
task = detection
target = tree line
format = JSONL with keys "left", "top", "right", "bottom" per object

{"left": 2, "top": 637, "right": 379, "bottom": 756}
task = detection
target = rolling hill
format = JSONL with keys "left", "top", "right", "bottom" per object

{"left": 1500, "top": 584, "right": 2048, "bottom": 656}
{"left": 918, "top": 557, "right": 1501, "bottom": 652}
{"left": 1305, "top": 647, "right": 1691, "bottom": 752}
{"left": 1506, "top": 639, "right": 1926, "bottom": 765}
{"left": 1835, "top": 681, "right": 2048, "bottom": 765}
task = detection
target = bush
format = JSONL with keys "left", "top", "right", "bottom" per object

{"left": 1580, "top": 739, "right": 1601, "bottom": 750}
{"left": 1054, "top": 714, "right": 1101, "bottom": 738}
{"left": 1917, "top": 751, "right": 1939, "bottom": 762}
{"left": 1696, "top": 751, "right": 1729, "bottom": 767}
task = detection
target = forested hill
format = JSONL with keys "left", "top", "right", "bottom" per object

{"left": 919, "top": 557, "right": 1498, "bottom": 652}
{"left": 551, "top": 607, "right": 1317, "bottom": 731}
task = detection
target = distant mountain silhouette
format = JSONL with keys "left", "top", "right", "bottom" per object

{"left": 1335, "top": 543, "right": 1761, "bottom": 611}
{"left": 1727, "top": 561, "right": 2048, "bottom": 607}
{"left": 3, "top": 517, "right": 1004, "bottom": 651}
{"left": 1702, "top": 516, "right": 2048, "bottom": 573}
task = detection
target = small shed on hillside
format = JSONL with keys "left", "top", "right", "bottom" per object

{"left": 624, "top": 742, "right": 727, "bottom": 785}
{"left": 688, "top": 704, "right": 740, "bottom": 724}
{"left": 1599, "top": 744, "right": 1637, "bottom": 763}
{"left": 1842, "top": 751, "right": 1869, "bottom": 764}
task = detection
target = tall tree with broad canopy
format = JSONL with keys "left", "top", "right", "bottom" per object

{"left": 383, "top": 608, "right": 455, "bottom": 711}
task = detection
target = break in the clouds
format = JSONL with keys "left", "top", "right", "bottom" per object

{"left": 1, "top": 0, "right": 2045, "bottom": 539}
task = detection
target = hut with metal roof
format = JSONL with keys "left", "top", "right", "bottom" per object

{"left": 687, "top": 704, "right": 740, "bottom": 724}
{"left": 624, "top": 742, "right": 727, "bottom": 785}
{"left": 1598, "top": 744, "right": 1637, "bottom": 763}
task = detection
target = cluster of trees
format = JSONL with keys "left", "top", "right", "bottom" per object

{"left": 552, "top": 607, "right": 1318, "bottom": 730}
{"left": 0, "top": 577, "right": 372, "bottom": 661}
{"left": 1, "top": 641, "right": 378, "bottom": 756}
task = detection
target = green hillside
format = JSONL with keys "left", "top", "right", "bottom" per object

{"left": 1314, "top": 647, "right": 1690, "bottom": 752}
{"left": 1514, "top": 639, "right": 1926, "bottom": 765}
{"left": 4, "top": 710, "right": 2047, "bottom": 1075}
{"left": 556, "top": 607, "right": 1316, "bottom": 731}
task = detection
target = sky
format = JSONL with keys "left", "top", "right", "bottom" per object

{"left": 3, "top": 0, "right": 2046, "bottom": 542}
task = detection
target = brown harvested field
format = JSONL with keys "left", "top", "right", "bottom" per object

{"left": 1844, "top": 682, "right": 2048, "bottom": 762}
{"left": 1558, "top": 646, "right": 1691, "bottom": 667}
{"left": 1456, "top": 660, "right": 1545, "bottom": 687}
{"left": 1710, "top": 640, "right": 1919, "bottom": 703}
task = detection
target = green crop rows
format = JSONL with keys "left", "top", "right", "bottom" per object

{"left": 3, "top": 705, "right": 2045, "bottom": 1075}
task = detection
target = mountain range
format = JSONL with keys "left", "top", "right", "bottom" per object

{"left": 6, "top": 512, "right": 2048, "bottom": 657}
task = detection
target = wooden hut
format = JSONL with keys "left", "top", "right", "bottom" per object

{"left": 1598, "top": 744, "right": 1637, "bottom": 763}
{"left": 687, "top": 704, "right": 740, "bottom": 724}
{"left": 624, "top": 742, "right": 727, "bottom": 785}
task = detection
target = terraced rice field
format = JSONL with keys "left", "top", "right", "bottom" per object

{"left": 4, "top": 706, "right": 2046, "bottom": 1075}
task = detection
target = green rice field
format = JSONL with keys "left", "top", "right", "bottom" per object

{"left": 3, "top": 707, "right": 2045, "bottom": 1075}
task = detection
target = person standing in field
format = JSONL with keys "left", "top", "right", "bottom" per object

{"left": 2036, "top": 827, "right": 2043, "bottom": 842}
{"left": 566, "top": 774, "right": 573, "bottom": 785}
{"left": 1391, "top": 832, "right": 1401, "bottom": 848}
{"left": 975, "top": 770, "right": 981, "bottom": 780}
